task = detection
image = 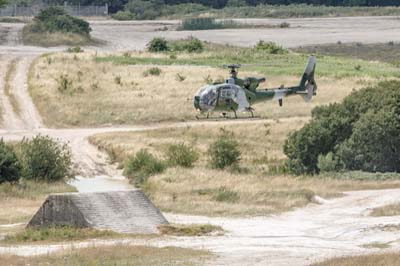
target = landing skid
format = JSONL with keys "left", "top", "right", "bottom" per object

{"left": 196, "top": 112, "right": 259, "bottom": 120}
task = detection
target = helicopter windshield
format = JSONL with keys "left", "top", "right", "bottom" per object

{"left": 194, "top": 85, "right": 218, "bottom": 111}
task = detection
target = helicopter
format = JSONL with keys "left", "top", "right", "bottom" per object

{"left": 193, "top": 56, "right": 317, "bottom": 118}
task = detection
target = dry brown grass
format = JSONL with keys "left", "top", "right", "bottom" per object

{"left": 312, "top": 253, "right": 400, "bottom": 266}
{"left": 158, "top": 224, "right": 224, "bottom": 236}
{"left": 370, "top": 203, "right": 400, "bottom": 217}
{"left": 0, "top": 181, "right": 76, "bottom": 225}
{"left": 0, "top": 245, "right": 210, "bottom": 266}
{"left": 4, "top": 58, "right": 21, "bottom": 116}
{"left": 29, "top": 52, "right": 366, "bottom": 127}
{"left": 22, "top": 28, "right": 92, "bottom": 47}
{"left": 89, "top": 121, "right": 400, "bottom": 216}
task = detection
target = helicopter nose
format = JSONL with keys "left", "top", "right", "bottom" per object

{"left": 194, "top": 96, "right": 201, "bottom": 110}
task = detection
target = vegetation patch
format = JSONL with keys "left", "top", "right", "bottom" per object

{"left": 294, "top": 42, "right": 400, "bottom": 65}
{"left": 4, "top": 58, "right": 21, "bottom": 116}
{"left": 158, "top": 224, "right": 224, "bottom": 236}
{"left": 284, "top": 80, "right": 400, "bottom": 174}
{"left": 0, "top": 245, "right": 210, "bottom": 266}
{"left": 89, "top": 123, "right": 400, "bottom": 217}
{"left": 2, "top": 226, "right": 123, "bottom": 244}
{"left": 0, "top": 181, "right": 75, "bottom": 224}
{"left": 22, "top": 7, "right": 92, "bottom": 47}
{"left": 311, "top": 252, "right": 400, "bottom": 266}
{"left": 370, "top": 203, "right": 400, "bottom": 217}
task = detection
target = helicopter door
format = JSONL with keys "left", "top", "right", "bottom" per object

{"left": 218, "top": 85, "right": 235, "bottom": 107}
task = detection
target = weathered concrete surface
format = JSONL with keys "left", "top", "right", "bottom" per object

{"left": 28, "top": 190, "right": 168, "bottom": 234}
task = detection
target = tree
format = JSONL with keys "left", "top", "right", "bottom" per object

{"left": 0, "top": 0, "right": 6, "bottom": 7}
{"left": 284, "top": 80, "right": 400, "bottom": 174}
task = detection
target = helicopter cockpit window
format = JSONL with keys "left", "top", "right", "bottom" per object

{"left": 199, "top": 86, "right": 218, "bottom": 110}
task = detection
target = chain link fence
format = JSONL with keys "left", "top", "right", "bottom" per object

{"left": 0, "top": 3, "right": 108, "bottom": 17}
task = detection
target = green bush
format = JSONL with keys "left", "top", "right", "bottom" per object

{"left": 32, "top": 7, "right": 91, "bottom": 35}
{"left": 208, "top": 130, "right": 241, "bottom": 169}
{"left": 147, "top": 37, "right": 169, "bottom": 52}
{"left": 284, "top": 80, "right": 400, "bottom": 174}
{"left": 111, "top": 11, "right": 134, "bottom": 21}
{"left": 179, "top": 17, "right": 223, "bottom": 31}
{"left": 0, "top": 139, "right": 22, "bottom": 184}
{"left": 123, "top": 149, "right": 165, "bottom": 186}
{"left": 166, "top": 143, "right": 198, "bottom": 168}
{"left": 124, "top": 0, "right": 161, "bottom": 20}
{"left": 19, "top": 135, "right": 73, "bottom": 182}
{"left": 66, "top": 46, "right": 83, "bottom": 53}
{"left": 173, "top": 37, "right": 204, "bottom": 53}
{"left": 254, "top": 41, "right": 288, "bottom": 54}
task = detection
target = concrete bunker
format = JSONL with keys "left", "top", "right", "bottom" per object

{"left": 28, "top": 190, "right": 168, "bottom": 234}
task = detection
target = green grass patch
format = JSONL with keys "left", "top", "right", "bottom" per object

{"left": 294, "top": 42, "right": 400, "bottom": 65}
{"left": 158, "top": 224, "right": 224, "bottom": 236}
{"left": 96, "top": 51, "right": 400, "bottom": 79}
{"left": 2, "top": 226, "right": 125, "bottom": 244}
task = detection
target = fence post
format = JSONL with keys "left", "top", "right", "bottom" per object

{"left": 105, "top": 3, "right": 108, "bottom": 15}
{"left": 13, "top": 4, "right": 17, "bottom": 17}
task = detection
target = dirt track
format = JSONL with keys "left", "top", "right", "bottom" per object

{"left": 1, "top": 17, "right": 400, "bottom": 265}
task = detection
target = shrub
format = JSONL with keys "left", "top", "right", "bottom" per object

{"left": 179, "top": 17, "right": 223, "bottom": 31}
{"left": 284, "top": 80, "right": 400, "bottom": 174}
{"left": 66, "top": 46, "right": 83, "bottom": 53}
{"left": 166, "top": 143, "right": 198, "bottom": 168}
{"left": 19, "top": 135, "right": 73, "bottom": 182}
{"left": 254, "top": 40, "right": 287, "bottom": 54}
{"left": 56, "top": 74, "right": 73, "bottom": 93}
{"left": 33, "top": 7, "right": 91, "bottom": 35}
{"left": 208, "top": 130, "right": 241, "bottom": 169}
{"left": 124, "top": 0, "right": 161, "bottom": 20}
{"left": 147, "top": 37, "right": 169, "bottom": 52}
{"left": 143, "top": 67, "right": 162, "bottom": 76}
{"left": 170, "top": 37, "right": 204, "bottom": 53}
{"left": 123, "top": 149, "right": 165, "bottom": 186}
{"left": 0, "top": 139, "right": 22, "bottom": 184}
{"left": 111, "top": 11, "right": 134, "bottom": 21}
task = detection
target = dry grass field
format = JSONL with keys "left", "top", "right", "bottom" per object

{"left": 370, "top": 202, "right": 400, "bottom": 217}
{"left": 90, "top": 120, "right": 400, "bottom": 216}
{"left": 29, "top": 51, "right": 374, "bottom": 127}
{"left": 0, "top": 245, "right": 210, "bottom": 266}
{"left": 312, "top": 253, "right": 400, "bottom": 266}
{"left": 0, "top": 181, "right": 75, "bottom": 225}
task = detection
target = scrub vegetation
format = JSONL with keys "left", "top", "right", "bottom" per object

{"left": 22, "top": 7, "right": 93, "bottom": 47}
{"left": 28, "top": 40, "right": 397, "bottom": 127}
{"left": 89, "top": 121, "right": 400, "bottom": 216}
{"left": 0, "top": 245, "right": 210, "bottom": 266}
{"left": 312, "top": 253, "right": 400, "bottom": 266}
{"left": 159, "top": 224, "right": 223, "bottom": 236}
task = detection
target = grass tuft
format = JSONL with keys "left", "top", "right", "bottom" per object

{"left": 158, "top": 224, "right": 224, "bottom": 236}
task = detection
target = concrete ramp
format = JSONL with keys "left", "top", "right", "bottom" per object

{"left": 28, "top": 190, "right": 168, "bottom": 234}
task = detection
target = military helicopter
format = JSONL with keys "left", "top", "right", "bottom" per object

{"left": 193, "top": 56, "right": 317, "bottom": 118}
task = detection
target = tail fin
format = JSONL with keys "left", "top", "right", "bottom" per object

{"left": 298, "top": 56, "right": 317, "bottom": 102}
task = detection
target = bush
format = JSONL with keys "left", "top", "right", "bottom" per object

{"left": 179, "top": 17, "right": 223, "bottom": 31}
{"left": 147, "top": 37, "right": 169, "bottom": 52}
{"left": 284, "top": 80, "right": 400, "bottom": 174}
{"left": 143, "top": 67, "right": 162, "bottom": 76}
{"left": 124, "top": 0, "right": 161, "bottom": 20}
{"left": 254, "top": 40, "right": 288, "bottom": 54}
{"left": 111, "top": 11, "right": 134, "bottom": 21}
{"left": 171, "top": 37, "right": 204, "bottom": 53}
{"left": 33, "top": 7, "right": 91, "bottom": 35}
{"left": 123, "top": 149, "right": 165, "bottom": 186}
{"left": 208, "top": 130, "right": 241, "bottom": 169}
{"left": 19, "top": 135, "right": 73, "bottom": 182}
{"left": 166, "top": 143, "right": 198, "bottom": 168}
{"left": 66, "top": 46, "right": 83, "bottom": 53}
{"left": 0, "top": 139, "right": 22, "bottom": 184}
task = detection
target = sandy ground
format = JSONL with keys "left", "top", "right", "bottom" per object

{"left": 1, "top": 17, "right": 400, "bottom": 265}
